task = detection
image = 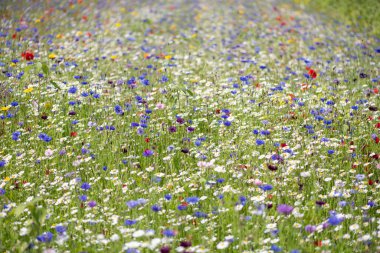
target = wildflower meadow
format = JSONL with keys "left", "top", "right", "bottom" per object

{"left": 0, "top": 0, "right": 379, "bottom": 252}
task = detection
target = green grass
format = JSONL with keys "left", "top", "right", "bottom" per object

{"left": 293, "top": 0, "right": 380, "bottom": 37}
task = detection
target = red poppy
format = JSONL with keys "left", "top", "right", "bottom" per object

{"left": 145, "top": 138, "right": 150, "bottom": 143}
{"left": 368, "top": 180, "right": 374, "bottom": 185}
{"left": 374, "top": 88, "right": 379, "bottom": 94}
{"left": 70, "top": 131, "right": 78, "bottom": 137}
{"left": 280, "top": 143, "right": 287, "bottom": 148}
{"left": 375, "top": 137, "right": 380, "bottom": 144}
{"left": 308, "top": 69, "right": 317, "bottom": 79}
{"left": 21, "top": 50, "right": 34, "bottom": 61}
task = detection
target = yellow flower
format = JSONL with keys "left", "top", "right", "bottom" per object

{"left": 115, "top": 23, "right": 121, "bottom": 28}
{"left": 0, "top": 106, "right": 11, "bottom": 111}
{"left": 165, "top": 55, "right": 172, "bottom": 60}
{"left": 56, "top": 34, "right": 64, "bottom": 39}
{"left": 24, "top": 87, "right": 34, "bottom": 93}
{"left": 4, "top": 177, "right": 10, "bottom": 182}
{"left": 35, "top": 19, "right": 41, "bottom": 23}
{"left": 110, "top": 55, "right": 118, "bottom": 60}
{"left": 10, "top": 62, "right": 16, "bottom": 67}
{"left": 48, "top": 53, "right": 57, "bottom": 59}
{"left": 76, "top": 31, "right": 83, "bottom": 36}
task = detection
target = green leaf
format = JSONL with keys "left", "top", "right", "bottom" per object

{"left": 184, "top": 89, "right": 194, "bottom": 96}
{"left": 12, "top": 203, "right": 27, "bottom": 217}
{"left": 50, "top": 81, "right": 61, "bottom": 90}
{"left": 36, "top": 62, "right": 42, "bottom": 70}
{"left": 42, "top": 63, "right": 49, "bottom": 75}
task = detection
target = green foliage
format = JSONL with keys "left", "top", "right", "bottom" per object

{"left": 294, "top": 0, "right": 380, "bottom": 37}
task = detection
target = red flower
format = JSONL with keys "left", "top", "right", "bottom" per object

{"left": 70, "top": 131, "right": 77, "bottom": 137}
{"left": 376, "top": 123, "right": 380, "bottom": 128}
{"left": 145, "top": 138, "right": 150, "bottom": 143}
{"left": 308, "top": 69, "right": 317, "bottom": 79}
{"left": 374, "top": 88, "right": 379, "bottom": 94}
{"left": 21, "top": 50, "right": 34, "bottom": 61}
{"left": 375, "top": 137, "right": 380, "bottom": 144}
{"left": 280, "top": 143, "right": 287, "bottom": 148}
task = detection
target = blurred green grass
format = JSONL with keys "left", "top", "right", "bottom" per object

{"left": 293, "top": 0, "right": 380, "bottom": 37}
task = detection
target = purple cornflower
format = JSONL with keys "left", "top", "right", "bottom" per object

{"left": 305, "top": 225, "right": 316, "bottom": 233}
{"left": 88, "top": 200, "right": 96, "bottom": 208}
{"left": 277, "top": 204, "right": 294, "bottom": 215}
{"left": 143, "top": 149, "right": 154, "bottom": 157}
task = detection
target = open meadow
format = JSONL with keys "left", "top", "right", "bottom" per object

{"left": 0, "top": 0, "right": 379, "bottom": 252}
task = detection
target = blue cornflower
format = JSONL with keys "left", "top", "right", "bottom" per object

{"left": 328, "top": 215, "right": 344, "bottom": 226}
{"left": 11, "top": 101, "right": 18, "bottom": 106}
{"left": 271, "top": 244, "right": 282, "bottom": 252}
{"left": 80, "top": 182, "right": 90, "bottom": 190}
{"left": 151, "top": 204, "right": 162, "bottom": 212}
{"left": 239, "top": 196, "right": 247, "bottom": 205}
{"left": 79, "top": 195, "right": 87, "bottom": 202}
{"left": 114, "top": 105, "right": 123, "bottom": 115}
{"left": 12, "top": 131, "right": 21, "bottom": 141}
{"left": 223, "top": 120, "right": 231, "bottom": 126}
{"left": 256, "top": 139, "right": 265, "bottom": 145}
{"left": 124, "top": 219, "right": 137, "bottom": 226}
{"left": 177, "top": 205, "right": 187, "bottom": 211}
{"left": 162, "top": 229, "right": 175, "bottom": 237}
{"left": 131, "top": 122, "right": 139, "bottom": 127}
{"left": 186, "top": 196, "right": 199, "bottom": 204}
{"left": 68, "top": 86, "right": 77, "bottom": 94}
{"left": 194, "top": 211, "right": 208, "bottom": 218}
{"left": 55, "top": 225, "right": 66, "bottom": 234}
{"left": 126, "top": 200, "right": 139, "bottom": 209}
{"left": 355, "top": 174, "right": 365, "bottom": 181}
{"left": 161, "top": 75, "right": 168, "bottom": 82}
{"left": 216, "top": 178, "right": 225, "bottom": 183}
{"left": 260, "top": 130, "right": 270, "bottom": 135}
{"left": 37, "top": 232, "right": 53, "bottom": 243}
{"left": 38, "top": 133, "right": 52, "bottom": 142}
{"left": 0, "top": 188, "right": 5, "bottom": 195}
{"left": 259, "top": 184, "right": 273, "bottom": 191}
{"left": 328, "top": 150, "right": 335, "bottom": 155}
{"left": 164, "top": 194, "right": 172, "bottom": 200}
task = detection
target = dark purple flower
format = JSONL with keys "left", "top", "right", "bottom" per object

{"left": 176, "top": 118, "right": 185, "bottom": 124}
{"left": 180, "top": 241, "right": 192, "bottom": 248}
{"left": 160, "top": 246, "right": 171, "bottom": 253}
{"left": 168, "top": 126, "right": 177, "bottom": 133}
